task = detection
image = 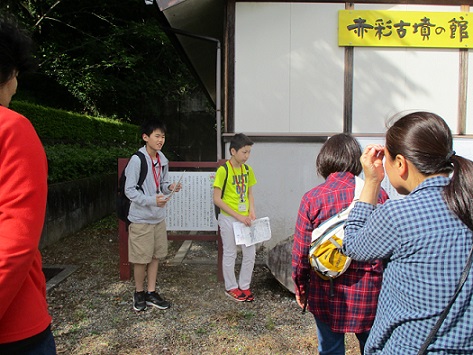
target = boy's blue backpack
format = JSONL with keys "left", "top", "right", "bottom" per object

{"left": 117, "top": 151, "right": 147, "bottom": 223}
{"left": 214, "top": 162, "right": 249, "bottom": 220}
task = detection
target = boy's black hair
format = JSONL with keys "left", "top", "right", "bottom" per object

{"left": 0, "top": 16, "right": 36, "bottom": 85}
{"left": 229, "top": 133, "right": 253, "bottom": 153}
{"left": 141, "top": 119, "right": 167, "bottom": 137}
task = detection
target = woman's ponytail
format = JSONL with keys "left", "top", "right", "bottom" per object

{"left": 443, "top": 155, "right": 473, "bottom": 231}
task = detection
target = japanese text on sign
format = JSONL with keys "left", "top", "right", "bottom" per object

{"left": 165, "top": 172, "right": 218, "bottom": 231}
{"left": 339, "top": 10, "right": 472, "bottom": 48}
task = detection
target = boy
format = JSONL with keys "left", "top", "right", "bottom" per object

{"left": 125, "top": 120, "right": 181, "bottom": 311}
{"left": 213, "top": 133, "right": 257, "bottom": 302}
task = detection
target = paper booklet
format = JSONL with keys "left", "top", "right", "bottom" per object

{"left": 166, "top": 171, "right": 185, "bottom": 199}
{"left": 233, "top": 217, "right": 272, "bottom": 246}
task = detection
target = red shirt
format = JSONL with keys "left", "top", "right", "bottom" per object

{"left": 0, "top": 106, "right": 51, "bottom": 344}
{"left": 292, "top": 172, "right": 389, "bottom": 333}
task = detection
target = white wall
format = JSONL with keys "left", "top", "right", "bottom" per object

{"left": 235, "top": 3, "right": 471, "bottom": 134}
{"left": 234, "top": 3, "right": 473, "bottom": 247}
{"left": 224, "top": 140, "right": 325, "bottom": 249}
{"left": 352, "top": 4, "right": 462, "bottom": 133}
{"left": 241, "top": 136, "right": 473, "bottom": 249}
{"left": 235, "top": 3, "right": 345, "bottom": 134}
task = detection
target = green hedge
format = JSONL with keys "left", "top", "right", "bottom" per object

{"left": 10, "top": 100, "right": 142, "bottom": 184}
{"left": 10, "top": 101, "right": 141, "bottom": 147}
{"left": 44, "top": 144, "right": 139, "bottom": 184}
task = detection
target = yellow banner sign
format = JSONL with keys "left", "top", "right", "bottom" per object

{"left": 339, "top": 10, "right": 472, "bottom": 48}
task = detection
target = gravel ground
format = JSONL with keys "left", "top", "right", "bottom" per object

{"left": 41, "top": 215, "right": 359, "bottom": 354}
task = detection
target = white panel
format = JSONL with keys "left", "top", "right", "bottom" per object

{"left": 453, "top": 137, "right": 473, "bottom": 160}
{"left": 244, "top": 141, "right": 325, "bottom": 249}
{"left": 250, "top": 137, "right": 473, "bottom": 248}
{"left": 235, "top": 3, "right": 465, "bottom": 135}
{"left": 235, "top": 3, "right": 291, "bottom": 133}
{"left": 352, "top": 3, "right": 461, "bottom": 134}
{"left": 231, "top": 3, "right": 473, "bottom": 249}
{"left": 353, "top": 47, "right": 459, "bottom": 133}
{"left": 289, "top": 3, "right": 345, "bottom": 133}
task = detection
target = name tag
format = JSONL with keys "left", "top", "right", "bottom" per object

{"left": 238, "top": 203, "right": 247, "bottom": 212}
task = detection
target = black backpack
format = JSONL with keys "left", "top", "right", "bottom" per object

{"left": 117, "top": 151, "right": 147, "bottom": 223}
{"left": 214, "top": 162, "right": 249, "bottom": 220}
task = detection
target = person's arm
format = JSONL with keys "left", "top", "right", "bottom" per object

{"left": 247, "top": 186, "right": 256, "bottom": 221}
{"left": 246, "top": 165, "right": 257, "bottom": 222}
{"left": 343, "top": 200, "right": 397, "bottom": 261}
{"left": 0, "top": 114, "right": 48, "bottom": 320}
{"left": 343, "top": 144, "right": 396, "bottom": 261}
{"left": 213, "top": 187, "right": 251, "bottom": 225}
{"left": 292, "top": 195, "right": 315, "bottom": 309}
{"left": 124, "top": 156, "right": 159, "bottom": 207}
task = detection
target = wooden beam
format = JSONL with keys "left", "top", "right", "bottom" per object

{"left": 458, "top": 4, "right": 470, "bottom": 135}
{"left": 344, "top": 3, "right": 354, "bottom": 134}
{"left": 225, "top": 0, "right": 236, "bottom": 133}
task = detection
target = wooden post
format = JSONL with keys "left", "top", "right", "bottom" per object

{"left": 118, "top": 158, "right": 131, "bottom": 280}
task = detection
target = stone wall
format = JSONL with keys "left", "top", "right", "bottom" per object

{"left": 40, "top": 173, "right": 116, "bottom": 249}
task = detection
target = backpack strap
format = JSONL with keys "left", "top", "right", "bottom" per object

{"left": 417, "top": 244, "right": 473, "bottom": 355}
{"left": 220, "top": 162, "right": 229, "bottom": 199}
{"left": 354, "top": 176, "right": 364, "bottom": 200}
{"left": 134, "top": 151, "right": 148, "bottom": 191}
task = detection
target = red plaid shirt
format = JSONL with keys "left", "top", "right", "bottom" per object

{"left": 292, "top": 172, "right": 389, "bottom": 333}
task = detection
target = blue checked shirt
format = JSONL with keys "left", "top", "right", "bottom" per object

{"left": 343, "top": 176, "right": 473, "bottom": 354}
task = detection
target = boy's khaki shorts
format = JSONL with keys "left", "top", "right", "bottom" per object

{"left": 128, "top": 221, "right": 168, "bottom": 264}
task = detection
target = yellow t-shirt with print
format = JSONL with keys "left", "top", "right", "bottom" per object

{"left": 213, "top": 161, "right": 257, "bottom": 216}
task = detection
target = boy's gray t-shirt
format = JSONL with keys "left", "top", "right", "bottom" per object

{"left": 124, "top": 146, "right": 172, "bottom": 224}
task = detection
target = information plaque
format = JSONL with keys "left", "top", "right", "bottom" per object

{"left": 165, "top": 171, "right": 218, "bottom": 231}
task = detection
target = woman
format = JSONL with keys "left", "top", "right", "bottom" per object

{"left": 343, "top": 111, "right": 473, "bottom": 354}
{"left": 292, "top": 133, "right": 389, "bottom": 355}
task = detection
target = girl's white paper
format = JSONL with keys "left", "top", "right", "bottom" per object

{"left": 233, "top": 217, "right": 272, "bottom": 246}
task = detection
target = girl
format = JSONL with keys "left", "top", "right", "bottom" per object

{"left": 292, "top": 133, "right": 388, "bottom": 355}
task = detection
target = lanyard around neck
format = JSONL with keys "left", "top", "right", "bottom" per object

{"left": 229, "top": 160, "right": 245, "bottom": 202}
{"left": 150, "top": 153, "right": 161, "bottom": 192}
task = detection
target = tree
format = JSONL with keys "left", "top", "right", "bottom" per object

{"left": 1, "top": 0, "right": 199, "bottom": 122}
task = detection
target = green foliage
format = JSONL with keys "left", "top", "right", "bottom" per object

{"left": 10, "top": 100, "right": 142, "bottom": 183}
{"left": 10, "top": 100, "right": 140, "bottom": 147}
{"left": 45, "top": 144, "right": 136, "bottom": 184}
{"left": 0, "top": 0, "right": 200, "bottom": 122}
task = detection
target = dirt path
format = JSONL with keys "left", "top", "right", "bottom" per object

{"left": 42, "top": 216, "right": 360, "bottom": 354}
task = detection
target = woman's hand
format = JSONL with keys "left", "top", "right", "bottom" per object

{"left": 361, "top": 144, "right": 385, "bottom": 184}
{"left": 359, "top": 144, "right": 385, "bottom": 205}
